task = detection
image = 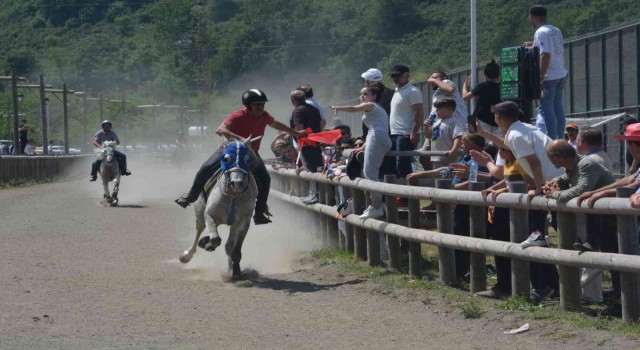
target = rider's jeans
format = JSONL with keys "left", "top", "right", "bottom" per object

{"left": 189, "top": 148, "right": 224, "bottom": 196}
{"left": 535, "top": 75, "right": 567, "bottom": 140}
{"left": 91, "top": 150, "right": 128, "bottom": 176}
{"left": 390, "top": 135, "right": 416, "bottom": 179}
{"left": 189, "top": 147, "right": 270, "bottom": 215}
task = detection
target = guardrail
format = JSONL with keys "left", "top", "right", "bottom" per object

{"left": 0, "top": 155, "right": 90, "bottom": 183}
{"left": 267, "top": 168, "right": 640, "bottom": 323}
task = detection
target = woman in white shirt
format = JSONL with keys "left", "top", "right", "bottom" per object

{"left": 330, "top": 83, "right": 392, "bottom": 219}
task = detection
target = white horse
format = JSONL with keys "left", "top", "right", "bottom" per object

{"left": 97, "top": 140, "right": 121, "bottom": 207}
{"left": 179, "top": 137, "right": 259, "bottom": 281}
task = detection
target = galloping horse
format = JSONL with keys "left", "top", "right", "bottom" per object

{"left": 179, "top": 137, "right": 259, "bottom": 281}
{"left": 98, "top": 140, "right": 121, "bottom": 207}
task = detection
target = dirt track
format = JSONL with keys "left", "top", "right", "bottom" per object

{"left": 1, "top": 159, "right": 638, "bottom": 349}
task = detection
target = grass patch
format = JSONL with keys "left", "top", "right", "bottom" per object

{"left": 0, "top": 177, "right": 55, "bottom": 188}
{"left": 309, "top": 247, "right": 640, "bottom": 338}
{"left": 458, "top": 299, "right": 485, "bottom": 319}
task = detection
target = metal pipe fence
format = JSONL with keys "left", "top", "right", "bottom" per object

{"left": 268, "top": 167, "right": 640, "bottom": 323}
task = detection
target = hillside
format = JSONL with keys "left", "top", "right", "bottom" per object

{"left": 1, "top": 0, "right": 639, "bottom": 146}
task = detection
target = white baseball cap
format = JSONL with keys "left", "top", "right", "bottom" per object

{"left": 361, "top": 68, "right": 383, "bottom": 82}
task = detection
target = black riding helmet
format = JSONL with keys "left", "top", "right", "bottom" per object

{"left": 101, "top": 120, "right": 112, "bottom": 128}
{"left": 242, "top": 89, "right": 268, "bottom": 108}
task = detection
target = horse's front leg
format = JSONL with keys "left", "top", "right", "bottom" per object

{"left": 226, "top": 217, "right": 251, "bottom": 281}
{"left": 180, "top": 199, "right": 206, "bottom": 263}
{"left": 202, "top": 210, "right": 222, "bottom": 252}
{"left": 102, "top": 179, "right": 111, "bottom": 202}
{"left": 111, "top": 175, "right": 120, "bottom": 205}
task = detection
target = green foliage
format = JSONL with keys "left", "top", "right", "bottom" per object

{"left": 458, "top": 299, "right": 485, "bottom": 319}
{"left": 0, "top": 0, "right": 638, "bottom": 146}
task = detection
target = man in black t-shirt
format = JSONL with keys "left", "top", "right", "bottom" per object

{"left": 463, "top": 60, "right": 502, "bottom": 136}
{"left": 290, "top": 89, "right": 323, "bottom": 172}
{"left": 18, "top": 119, "right": 29, "bottom": 154}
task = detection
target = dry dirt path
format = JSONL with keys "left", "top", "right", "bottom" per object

{"left": 1, "top": 161, "right": 638, "bottom": 349}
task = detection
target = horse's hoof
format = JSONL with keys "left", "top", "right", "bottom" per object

{"left": 198, "top": 236, "right": 210, "bottom": 249}
{"left": 179, "top": 251, "right": 193, "bottom": 263}
{"left": 198, "top": 236, "right": 221, "bottom": 252}
{"left": 231, "top": 264, "right": 242, "bottom": 281}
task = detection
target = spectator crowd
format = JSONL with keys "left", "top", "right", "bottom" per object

{"left": 261, "top": 5, "right": 635, "bottom": 311}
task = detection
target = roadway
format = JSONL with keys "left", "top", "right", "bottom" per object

{"left": 1, "top": 160, "right": 638, "bottom": 349}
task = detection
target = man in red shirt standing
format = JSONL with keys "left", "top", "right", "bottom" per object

{"left": 175, "top": 89, "right": 306, "bottom": 225}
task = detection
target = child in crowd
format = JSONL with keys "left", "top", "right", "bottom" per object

{"left": 424, "top": 98, "right": 466, "bottom": 169}
{"left": 475, "top": 145, "right": 559, "bottom": 302}
{"left": 462, "top": 59, "right": 502, "bottom": 137}
{"left": 407, "top": 133, "right": 491, "bottom": 187}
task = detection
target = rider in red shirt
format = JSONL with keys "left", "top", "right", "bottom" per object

{"left": 175, "top": 89, "right": 306, "bottom": 225}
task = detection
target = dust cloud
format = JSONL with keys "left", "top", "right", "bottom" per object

{"left": 110, "top": 152, "right": 324, "bottom": 282}
{"left": 181, "top": 198, "right": 324, "bottom": 282}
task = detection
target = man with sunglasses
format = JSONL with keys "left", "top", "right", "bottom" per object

{"left": 388, "top": 64, "right": 424, "bottom": 181}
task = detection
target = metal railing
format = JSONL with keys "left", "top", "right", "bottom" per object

{"left": 268, "top": 168, "right": 640, "bottom": 323}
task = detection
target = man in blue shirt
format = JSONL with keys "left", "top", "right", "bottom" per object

{"left": 90, "top": 120, "right": 131, "bottom": 181}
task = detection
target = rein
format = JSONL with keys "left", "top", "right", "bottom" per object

{"left": 218, "top": 168, "right": 252, "bottom": 198}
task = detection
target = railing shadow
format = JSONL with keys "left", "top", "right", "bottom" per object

{"left": 236, "top": 275, "right": 363, "bottom": 294}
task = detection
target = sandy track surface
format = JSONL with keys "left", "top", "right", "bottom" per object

{"left": 1, "top": 160, "right": 638, "bottom": 349}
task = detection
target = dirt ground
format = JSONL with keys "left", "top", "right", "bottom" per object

{"left": 0, "top": 158, "right": 638, "bottom": 349}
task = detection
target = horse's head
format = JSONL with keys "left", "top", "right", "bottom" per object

{"left": 220, "top": 138, "right": 255, "bottom": 195}
{"left": 102, "top": 141, "right": 117, "bottom": 164}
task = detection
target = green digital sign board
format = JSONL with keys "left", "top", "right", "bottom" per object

{"left": 500, "top": 46, "right": 523, "bottom": 100}
{"left": 501, "top": 66, "right": 519, "bottom": 83}
{"left": 501, "top": 83, "right": 520, "bottom": 100}
{"left": 500, "top": 47, "right": 520, "bottom": 64}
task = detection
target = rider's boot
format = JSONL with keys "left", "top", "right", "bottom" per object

{"left": 90, "top": 175, "right": 97, "bottom": 182}
{"left": 253, "top": 211, "right": 272, "bottom": 225}
{"left": 122, "top": 169, "right": 132, "bottom": 176}
{"left": 175, "top": 192, "right": 198, "bottom": 208}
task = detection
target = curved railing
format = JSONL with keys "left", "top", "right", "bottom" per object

{"left": 268, "top": 167, "right": 640, "bottom": 323}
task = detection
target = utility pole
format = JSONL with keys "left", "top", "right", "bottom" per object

{"left": 470, "top": 0, "right": 477, "bottom": 112}
{"left": 81, "top": 92, "right": 87, "bottom": 151}
{"left": 99, "top": 93, "right": 104, "bottom": 122}
{"left": 63, "top": 83, "right": 69, "bottom": 154}
{"left": 121, "top": 91, "right": 126, "bottom": 146}
{"left": 39, "top": 74, "right": 49, "bottom": 155}
{"left": 10, "top": 68, "right": 21, "bottom": 154}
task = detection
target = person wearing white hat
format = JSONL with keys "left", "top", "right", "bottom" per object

{"left": 360, "top": 68, "right": 395, "bottom": 178}
{"left": 361, "top": 68, "right": 394, "bottom": 115}
{"left": 361, "top": 68, "right": 383, "bottom": 82}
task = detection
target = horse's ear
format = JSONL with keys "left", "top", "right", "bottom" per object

{"left": 245, "top": 135, "right": 262, "bottom": 145}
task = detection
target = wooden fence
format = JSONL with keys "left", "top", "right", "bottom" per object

{"left": 268, "top": 168, "right": 640, "bottom": 324}
{"left": 0, "top": 155, "right": 90, "bottom": 183}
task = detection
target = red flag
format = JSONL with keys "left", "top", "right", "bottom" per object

{"left": 297, "top": 128, "right": 343, "bottom": 149}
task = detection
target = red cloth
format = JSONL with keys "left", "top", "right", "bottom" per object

{"left": 297, "top": 128, "right": 343, "bottom": 149}
{"left": 222, "top": 108, "right": 275, "bottom": 153}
